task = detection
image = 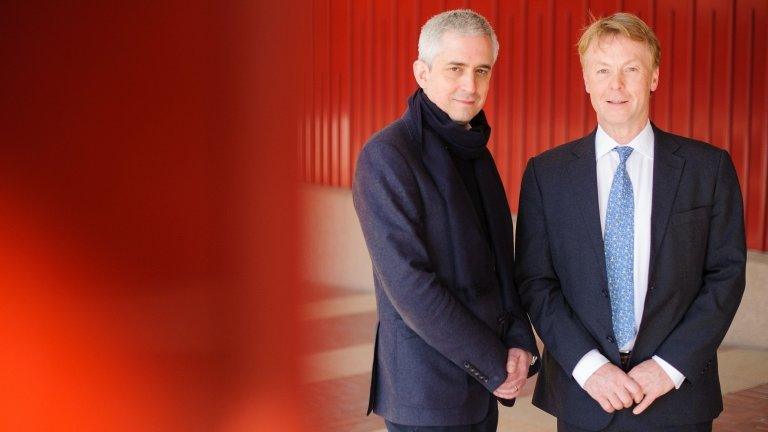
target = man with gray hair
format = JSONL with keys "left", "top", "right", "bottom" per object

{"left": 353, "top": 9, "right": 539, "bottom": 431}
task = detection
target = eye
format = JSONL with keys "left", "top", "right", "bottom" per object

{"left": 627, "top": 66, "right": 639, "bottom": 72}
{"left": 597, "top": 68, "right": 609, "bottom": 74}
{"left": 476, "top": 69, "right": 489, "bottom": 75}
{"left": 449, "top": 66, "right": 461, "bottom": 72}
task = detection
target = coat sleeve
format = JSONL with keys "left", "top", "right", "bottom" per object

{"left": 652, "top": 150, "right": 746, "bottom": 382}
{"left": 502, "top": 283, "right": 541, "bottom": 377}
{"left": 352, "top": 140, "right": 509, "bottom": 393}
{"left": 514, "top": 158, "right": 602, "bottom": 374}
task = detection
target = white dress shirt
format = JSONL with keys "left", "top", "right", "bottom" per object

{"left": 571, "top": 122, "right": 685, "bottom": 389}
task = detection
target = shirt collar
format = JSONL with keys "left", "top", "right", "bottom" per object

{"left": 595, "top": 121, "right": 654, "bottom": 160}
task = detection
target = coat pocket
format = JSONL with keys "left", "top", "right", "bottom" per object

{"left": 670, "top": 206, "right": 710, "bottom": 226}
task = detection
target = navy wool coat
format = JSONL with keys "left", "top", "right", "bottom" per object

{"left": 353, "top": 105, "right": 539, "bottom": 427}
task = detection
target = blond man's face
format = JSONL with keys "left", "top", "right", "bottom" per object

{"left": 582, "top": 34, "right": 659, "bottom": 133}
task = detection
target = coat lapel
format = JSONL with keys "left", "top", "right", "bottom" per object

{"left": 647, "top": 125, "right": 684, "bottom": 288}
{"left": 566, "top": 130, "right": 608, "bottom": 278}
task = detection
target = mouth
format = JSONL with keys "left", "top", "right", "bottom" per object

{"left": 452, "top": 98, "right": 476, "bottom": 105}
{"left": 606, "top": 99, "right": 629, "bottom": 105}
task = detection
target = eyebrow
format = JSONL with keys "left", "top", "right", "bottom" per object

{"left": 446, "top": 61, "right": 492, "bottom": 69}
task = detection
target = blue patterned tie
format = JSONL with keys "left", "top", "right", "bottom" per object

{"left": 604, "top": 146, "right": 635, "bottom": 348}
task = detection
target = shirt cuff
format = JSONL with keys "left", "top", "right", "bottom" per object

{"left": 572, "top": 349, "right": 610, "bottom": 389}
{"left": 652, "top": 355, "right": 686, "bottom": 389}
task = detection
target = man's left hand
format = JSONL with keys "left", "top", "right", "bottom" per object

{"left": 492, "top": 348, "right": 531, "bottom": 399}
{"left": 628, "top": 359, "right": 675, "bottom": 414}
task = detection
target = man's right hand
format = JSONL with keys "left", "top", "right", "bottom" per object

{"left": 584, "top": 363, "right": 644, "bottom": 413}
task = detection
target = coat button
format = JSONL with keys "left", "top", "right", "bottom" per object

{"left": 607, "top": 335, "right": 615, "bottom": 343}
{"left": 602, "top": 289, "right": 609, "bottom": 298}
{"left": 649, "top": 285, "right": 655, "bottom": 292}
{"left": 464, "top": 362, "right": 470, "bottom": 369}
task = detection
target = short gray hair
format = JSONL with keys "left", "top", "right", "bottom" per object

{"left": 418, "top": 9, "right": 499, "bottom": 66}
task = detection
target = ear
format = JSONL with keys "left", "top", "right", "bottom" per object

{"left": 413, "top": 60, "right": 429, "bottom": 89}
{"left": 650, "top": 66, "right": 659, "bottom": 92}
{"left": 582, "top": 68, "right": 591, "bottom": 94}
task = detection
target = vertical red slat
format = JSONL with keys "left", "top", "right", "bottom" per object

{"left": 744, "top": 0, "right": 768, "bottom": 250}
{"left": 304, "top": 0, "right": 768, "bottom": 250}
{"left": 764, "top": 4, "right": 768, "bottom": 251}
{"left": 731, "top": 1, "right": 752, "bottom": 233}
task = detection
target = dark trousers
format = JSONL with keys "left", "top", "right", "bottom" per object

{"left": 557, "top": 411, "right": 712, "bottom": 432}
{"left": 385, "top": 401, "right": 498, "bottom": 432}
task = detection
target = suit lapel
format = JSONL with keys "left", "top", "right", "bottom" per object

{"left": 566, "top": 130, "right": 608, "bottom": 277}
{"left": 635, "top": 126, "right": 685, "bottom": 343}
{"left": 647, "top": 126, "right": 684, "bottom": 286}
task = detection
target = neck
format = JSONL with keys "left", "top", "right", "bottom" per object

{"left": 599, "top": 120, "right": 648, "bottom": 145}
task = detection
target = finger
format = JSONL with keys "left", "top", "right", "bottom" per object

{"left": 616, "top": 388, "right": 633, "bottom": 408}
{"left": 507, "top": 356, "right": 518, "bottom": 374}
{"left": 606, "top": 393, "right": 624, "bottom": 411}
{"left": 517, "top": 354, "right": 530, "bottom": 377}
{"left": 513, "top": 378, "right": 527, "bottom": 392}
{"left": 627, "top": 384, "right": 644, "bottom": 404}
{"left": 622, "top": 376, "right": 642, "bottom": 395}
{"left": 632, "top": 393, "right": 655, "bottom": 415}
{"left": 598, "top": 398, "right": 615, "bottom": 413}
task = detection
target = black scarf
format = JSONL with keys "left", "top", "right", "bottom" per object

{"left": 408, "top": 88, "right": 491, "bottom": 160}
{"left": 406, "top": 89, "right": 516, "bottom": 311}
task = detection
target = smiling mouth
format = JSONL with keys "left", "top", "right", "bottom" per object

{"left": 606, "top": 100, "right": 629, "bottom": 105}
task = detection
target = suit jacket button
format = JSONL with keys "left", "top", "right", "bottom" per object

{"left": 649, "top": 285, "right": 655, "bottom": 291}
{"left": 601, "top": 289, "right": 609, "bottom": 298}
{"left": 464, "top": 362, "right": 470, "bottom": 369}
{"left": 607, "top": 335, "right": 615, "bottom": 343}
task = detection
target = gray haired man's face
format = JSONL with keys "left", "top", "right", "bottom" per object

{"left": 413, "top": 31, "right": 494, "bottom": 124}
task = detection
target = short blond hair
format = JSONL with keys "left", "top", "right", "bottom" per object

{"left": 577, "top": 12, "right": 660, "bottom": 69}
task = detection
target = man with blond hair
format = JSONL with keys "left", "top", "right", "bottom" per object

{"left": 354, "top": 9, "right": 539, "bottom": 431}
{"left": 515, "top": 12, "right": 745, "bottom": 431}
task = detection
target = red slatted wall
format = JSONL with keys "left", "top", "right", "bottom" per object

{"left": 300, "top": 0, "right": 768, "bottom": 251}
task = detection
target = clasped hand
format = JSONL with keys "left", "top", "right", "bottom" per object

{"left": 584, "top": 359, "right": 675, "bottom": 414}
{"left": 492, "top": 348, "right": 531, "bottom": 399}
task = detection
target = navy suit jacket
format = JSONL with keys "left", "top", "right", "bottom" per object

{"left": 515, "top": 125, "right": 746, "bottom": 429}
{"left": 353, "top": 108, "right": 539, "bottom": 426}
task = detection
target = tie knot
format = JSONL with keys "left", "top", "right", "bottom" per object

{"left": 613, "top": 146, "right": 634, "bottom": 164}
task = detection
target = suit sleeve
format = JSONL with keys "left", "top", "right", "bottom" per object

{"left": 652, "top": 150, "right": 746, "bottom": 383}
{"left": 352, "top": 141, "right": 509, "bottom": 392}
{"left": 514, "top": 158, "right": 602, "bottom": 374}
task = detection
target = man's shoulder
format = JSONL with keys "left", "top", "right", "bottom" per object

{"left": 358, "top": 117, "right": 419, "bottom": 162}
{"left": 529, "top": 135, "right": 587, "bottom": 167}
{"left": 654, "top": 128, "right": 731, "bottom": 177}
{"left": 656, "top": 128, "right": 725, "bottom": 159}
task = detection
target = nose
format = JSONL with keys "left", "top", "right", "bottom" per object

{"left": 610, "top": 71, "right": 624, "bottom": 90}
{"left": 460, "top": 71, "right": 477, "bottom": 94}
